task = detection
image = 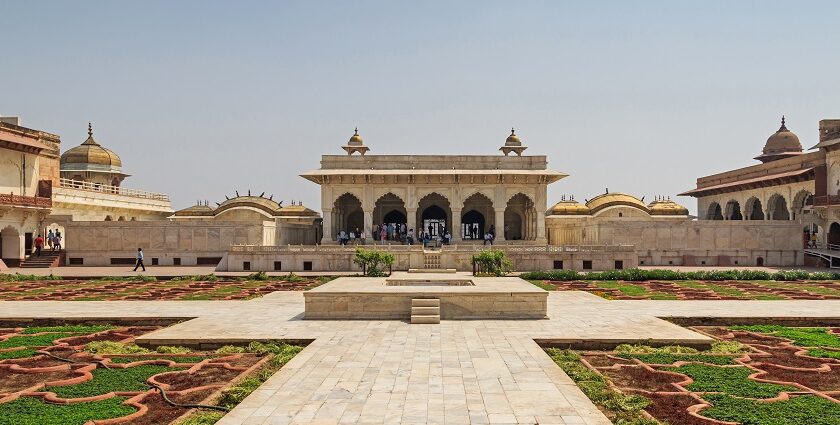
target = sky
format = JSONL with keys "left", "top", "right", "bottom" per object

{"left": 3, "top": 1, "right": 839, "bottom": 214}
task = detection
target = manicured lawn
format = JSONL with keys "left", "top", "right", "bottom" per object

{"left": 731, "top": 325, "right": 840, "bottom": 348}
{"left": 45, "top": 364, "right": 176, "bottom": 399}
{"left": 0, "top": 396, "right": 135, "bottom": 425}
{"left": 701, "top": 394, "right": 840, "bottom": 425}
{"left": 667, "top": 364, "right": 797, "bottom": 398}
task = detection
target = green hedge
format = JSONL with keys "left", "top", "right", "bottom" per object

{"left": 520, "top": 268, "right": 840, "bottom": 282}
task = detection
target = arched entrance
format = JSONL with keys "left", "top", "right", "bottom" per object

{"left": 767, "top": 194, "right": 790, "bottom": 220}
{"left": 829, "top": 222, "right": 840, "bottom": 247}
{"left": 792, "top": 190, "right": 814, "bottom": 220}
{"left": 462, "top": 210, "right": 485, "bottom": 240}
{"left": 505, "top": 193, "right": 536, "bottom": 241}
{"left": 333, "top": 193, "right": 364, "bottom": 240}
{"left": 417, "top": 193, "right": 451, "bottom": 238}
{"left": 0, "top": 225, "right": 23, "bottom": 265}
{"left": 725, "top": 200, "right": 742, "bottom": 220}
{"left": 746, "top": 198, "right": 764, "bottom": 220}
{"left": 373, "top": 193, "right": 406, "bottom": 240}
{"left": 707, "top": 202, "right": 723, "bottom": 220}
{"left": 44, "top": 222, "right": 66, "bottom": 250}
{"left": 462, "top": 193, "right": 493, "bottom": 240}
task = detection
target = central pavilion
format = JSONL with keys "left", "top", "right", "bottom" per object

{"left": 300, "top": 129, "right": 566, "bottom": 244}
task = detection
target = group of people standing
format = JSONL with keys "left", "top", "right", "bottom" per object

{"left": 336, "top": 223, "right": 497, "bottom": 246}
{"left": 32, "top": 229, "right": 63, "bottom": 257}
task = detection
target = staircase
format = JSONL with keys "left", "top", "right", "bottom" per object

{"left": 411, "top": 298, "right": 440, "bottom": 324}
{"left": 20, "top": 250, "right": 64, "bottom": 268}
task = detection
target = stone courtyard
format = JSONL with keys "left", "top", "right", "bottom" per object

{"left": 2, "top": 279, "right": 838, "bottom": 425}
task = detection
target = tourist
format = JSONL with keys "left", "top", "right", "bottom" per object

{"left": 349, "top": 231, "right": 355, "bottom": 244}
{"left": 354, "top": 227, "right": 361, "bottom": 242}
{"left": 444, "top": 231, "right": 451, "bottom": 245}
{"left": 54, "top": 234, "right": 62, "bottom": 251}
{"left": 407, "top": 228, "right": 415, "bottom": 245}
{"left": 484, "top": 232, "right": 493, "bottom": 246}
{"left": 810, "top": 232, "right": 818, "bottom": 248}
{"left": 339, "top": 230, "right": 347, "bottom": 245}
{"left": 47, "top": 229, "right": 54, "bottom": 250}
{"left": 33, "top": 234, "right": 44, "bottom": 256}
{"left": 133, "top": 247, "right": 146, "bottom": 272}
{"left": 380, "top": 226, "right": 386, "bottom": 245}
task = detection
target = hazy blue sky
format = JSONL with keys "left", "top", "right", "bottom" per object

{"left": 3, "top": 1, "right": 838, "bottom": 213}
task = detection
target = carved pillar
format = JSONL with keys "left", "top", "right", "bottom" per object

{"left": 494, "top": 208, "right": 506, "bottom": 242}
{"left": 406, "top": 207, "right": 418, "bottom": 236}
{"left": 535, "top": 210, "right": 547, "bottom": 244}
{"left": 321, "top": 208, "right": 333, "bottom": 244}
{"left": 451, "top": 208, "right": 462, "bottom": 242}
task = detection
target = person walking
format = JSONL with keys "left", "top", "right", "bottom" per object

{"left": 133, "top": 248, "right": 146, "bottom": 271}
{"left": 47, "top": 229, "right": 54, "bottom": 251}
{"left": 33, "top": 234, "right": 44, "bottom": 257}
{"left": 54, "top": 234, "right": 62, "bottom": 251}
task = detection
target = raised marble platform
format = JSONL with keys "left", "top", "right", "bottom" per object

{"left": 304, "top": 272, "right": 548, "bottom": 320}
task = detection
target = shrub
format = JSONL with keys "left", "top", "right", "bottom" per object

{"left": 246, "top": 271, "right": 271, "bottom": 281}
{"left": 0, "top": 273, "right": 63, "bottom": 281}
{"left": 85, "top": 341, "right": 151, "bottom": 355}
{"left": 215, "top": 345, "right": 247, "bottom": 355}
{"left": 353, "top": 248, "right": 395, "bottom": 277}
{"left": 471, "top": 249, "right": 512, "bottom": 277}
{"left": 155, "top": 345, "right": 191, "bottom": 354}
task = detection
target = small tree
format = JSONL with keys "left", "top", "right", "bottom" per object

{"left": 471, "top": 249, "right": 512, "bottom": 277}
{"left": 353, "top": 248, "right": 395, "bottom": 277}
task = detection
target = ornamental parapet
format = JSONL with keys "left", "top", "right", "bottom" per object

{"left": 228, "top": 244, "right": 635, "bottom": 253}
{"left": 59, "top": 178, "right": 170, "bottom": 201}
{"left": 0, "top": 193, "right": 52, "bottom": 208}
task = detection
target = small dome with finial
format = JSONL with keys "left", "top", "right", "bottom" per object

{"left": 755, "top": 116, "right": 803, "bottom": 162}
{"left": 505, "top": 128, "right": 521, "bottom": 146}
{"left": 347, "top": 127, "right": 364, "bottom": 146}
{"left": 60, "top": 122, "right": 123, "bottom": 170}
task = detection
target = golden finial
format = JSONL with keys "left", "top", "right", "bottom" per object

{"left": 354, "top": 127, "right": 359, "bottom": 136}
{"left": 510, "top": 127, "right": 515, "bottom": 135}
{"left": 88, "top": 122, "right": 93, "bottom": 137}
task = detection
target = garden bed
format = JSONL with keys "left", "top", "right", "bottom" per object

{"left": 0, "top": 274, "right": 335, "bottom": 301}
{"left": 534, "top": 279, "right": 840, "bottom": 300}
{"left": 0, "top": 324, "right": 302, "bottom": 424}
{"left": 546, "top": 325, "right": 840, "bottom": 425}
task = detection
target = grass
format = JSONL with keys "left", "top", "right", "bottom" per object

{"left": 700, "top": 393, "right": 840, "bottom": 425}
{"left": 0, "top": 333, "right": 75, "bottom": 349}
{"left": 545, "top": 348, "right": 661, "bottom": 425}
{"left": 0, "top": 396, "right": 135, "bottom": 425}
{"left": 107, "top": 355, "right": 212, "bottom": 364}
{"left": 807, "top": 348, "right": 840, "bottom": 360}
{"left": 594, "top": 281, "right": 648, "bottom": 297}
{"left": 527, "top": 279, "right": 556, "bottom": 291}
{"left": 0, "top": 347, "right": 37, "bottom": 359}
{"left": 617, "top": 353, "right": 736, "bottom": 365}
{"left": 45, "top": 364, "right": 175, "bottom": 398}
{"left": 176, "top": 412, "right": 226, "bottom": 425}
{"left": 0, "top": 273, "right": 62, "bottom": 281}
{"left": 612, "top": 342, "right": 745, "bottom": 365}
{"left": 19, "top": 324, "right": 116, "bottom": 334}
{"left": 730, "top": 325, "right": 840, "bottom": 348}
{"left": 667, "top": 364, "right": 797, "bottom": 398}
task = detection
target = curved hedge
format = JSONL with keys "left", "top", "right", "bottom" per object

{"left": 520, "top": 268, "right": 840, "bottom": 282}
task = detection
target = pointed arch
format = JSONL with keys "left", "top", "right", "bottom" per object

{"left": 724, "top": 200, "right": 742, "bottom": 220}
{"left": 505, "top": 193, "right": 536, "bottom": 241}
{"left": 767, "top": 194, "right": 790, "bottom": 220}
{"left": 745, "top": 197, "right": 764, "bottom": 220}
{"left": 706, "top": 202, "right": 723, "bottom": 220}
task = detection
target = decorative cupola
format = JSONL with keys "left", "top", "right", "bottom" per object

{"left": 755, "top": 116, "right": 803, "bottom": 163}
{"left": 500, "top": 128, "right": 527, "bottom": 156}
{"left": 60, "top": 122, "right": 128, "bottom": 185}
{"left": 342, "top": 127, "right": 370, "bottom": 156}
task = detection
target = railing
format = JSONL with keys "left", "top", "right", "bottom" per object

{"left": 0, "top": 193, "right": 52, "bottom": 208}
{"left": 812, "top": 195, "right": 840, "bottom": 207}
{"left": 59, "top": 178, "right": 170, "bottom": 201}
{"left": 229, "top": 243, "right": 636, "bottom": 253}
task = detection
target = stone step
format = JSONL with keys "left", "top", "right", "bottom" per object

{"left": 411, "top": 306, "right": 440, "bottom": 316}
{"left": 411, "top": 298, "right": 440, "bottom": 307}
{"left": 410, "top": 315, "right": 440, "bottom": 324}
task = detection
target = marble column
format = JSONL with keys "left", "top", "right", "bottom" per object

{"left": 406, "top": 208, "right": 418, "bottom": 237}
{"left": 494, "top": 208, "right": 506, "bottom": 242}
{"left": 451, "top": 208, "right": 462, "bottom": 242}
{"left": 535, "top": 210, "right": 547, "bottom": 244}
{"left": 321, "top": 208, "right": 333, "bottom": 244}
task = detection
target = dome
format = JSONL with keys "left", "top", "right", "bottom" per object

{"left": 347, "top": 128, "right": 364, "bottom": 146}
{"left": 505, "top": 128, "right": 521, "bottom": 146}
{"left": 216, "top": 195, "right": 282, "bottom": 216}
{"left": 755, "top": 116, "right": 802, "bottom": 162}
{"left": 60, "top": 123, "right": 123, "bottom": 171}
{"left": 548, "top": 199, "right": 590, "bottom": 216}
{"left": 585, "top": 192, "right": 649, "bottom": 215}
{"left": 277, "top": 203, "right": 319, "bottom": 217}
{"left": 648, "top": 199, "right": 689, "bottom": 216}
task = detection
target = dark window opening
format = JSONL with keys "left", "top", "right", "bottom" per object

{"left": 151, "top": 258, "right": 159, "bottom": 266}
{"left": 756, "top": 257, "right": 764, "bottom": 267}
{"left": 243, "top": 261, "right": 251, "bottom": 271}
{"left": 553, "top": 260, "right": 563, "bottom": 270}
{"left": 639, "top": 260, "right": 645, "bottom": 265}
{"left": 701, "top": 260, "right": 706, "bottom": 265}
{"left": 614, "top": 260, "right": 623, "bottom": 270}
{"left": 110, "top": 258, "right": 135, "bottom": 265}
{"left": 668, "top": 260, "right": 673, "bottom": 265}
{"left": 197, "top": 257, "right": 222, "bottom": 265}
{"left": 69, "top": 257, "right": 83, "bottom": 265}
{"left": 303, "top": 261, "right": 313, "bottom": 271}
{"left": 173, "top": 257, "right": 181, "bottom": 266}
{"left": 274, "top": 261, "right": 282, "bottom": 271}
{"left": 582, "top": 260, "right": 592, "bottom": 270}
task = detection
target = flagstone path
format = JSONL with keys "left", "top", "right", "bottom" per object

{"left": 1, "top": 291, "right": 839, "bottom": 424}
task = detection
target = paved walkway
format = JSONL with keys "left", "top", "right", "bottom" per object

{"left": 1, "top": 291, "right": 839, "bottom": 424}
